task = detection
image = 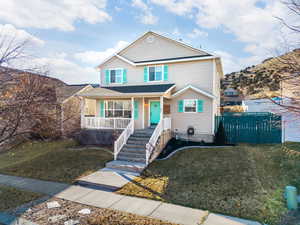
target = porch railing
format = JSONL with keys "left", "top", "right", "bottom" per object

{"left": 145, "top": 117, "right": 171, "bottom": 165}
{"left": 114, "top": 119, "right": 134, "bottom": 160}
{"left": 82, "top": 117, "right": 131, "bottom": 129}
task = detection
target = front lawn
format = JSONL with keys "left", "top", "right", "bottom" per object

{"left": 0, "top": 140, "right": 113, "bottom": 183}
{"left": 0, "top": 185, "right": 42, "bottom": 211}
{"left": 117, "top": 143, "right": 300, "bottom": 225}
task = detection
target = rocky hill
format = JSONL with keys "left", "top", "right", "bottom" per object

{"left": 222, "top": 48, "right": 300, "bottom": 99}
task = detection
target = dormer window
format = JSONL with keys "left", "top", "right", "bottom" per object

{"left": 148, "top": 65, "right": 163, "bottom": 81}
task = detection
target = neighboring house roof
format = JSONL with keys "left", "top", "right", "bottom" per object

{"left": 56, "top": 84, "right": 92, "bottom": 103}
{"left": 172, "top": 85, "right": 216, "bottom": 99}
{"left": 79, "top": 84, "right": 176, "bottom": 98}
{"left": 104, "top": 84, "right": 175, "bottom": 93}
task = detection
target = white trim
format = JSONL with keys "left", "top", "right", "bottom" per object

{"left": 136, "top": 56, "right": 217, "bottom": 66}
{"left": 164, "top": 84, "right": 176, "bottom": 94}
{"left": 115, "top": 54, "right": 136, "bottom": 66}
{"left": 172, "top": 85, "right": 216, "bottom": 99}
{"left": 99, "top": 53, "right": 217, "bottom": 67}
{"left": 183, "top": 99, "right": 197, "bottom": 113}
{"left": 142, "top": 97, "right": 145, "bottom": 129}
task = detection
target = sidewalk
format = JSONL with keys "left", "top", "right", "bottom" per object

{"left": 0, "top": 174, "right": 260, "bottom": 225}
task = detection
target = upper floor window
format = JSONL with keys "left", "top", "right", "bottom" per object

{"left": 110, "top": 69, "right": 123, "bottom": 83}
{"left": 148, "top": 65, "right": 163, "bottom": 81}
{"left": 105, "top": 68, "right": 127, "bottom": 85}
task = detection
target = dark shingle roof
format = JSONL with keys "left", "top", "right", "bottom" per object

{"left": 103, "top": 84, "right": 175, "bottom": 93}
{"left": 134, "top": 54, "right": 211, "bottom": 63}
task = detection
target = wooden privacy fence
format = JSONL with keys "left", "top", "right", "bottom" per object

{"left": 215, "top": 112, "right": 282, "bottom": 144}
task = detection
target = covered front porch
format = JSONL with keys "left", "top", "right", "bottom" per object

{"left": 79, "top": 84, "right": 175, "bottom": 131}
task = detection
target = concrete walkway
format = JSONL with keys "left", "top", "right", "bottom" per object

{"left": 0, "top": 174, "right": 260, "bottom": 225}
{"left": 76, "top": 169, "right": 138, "bottom": 191}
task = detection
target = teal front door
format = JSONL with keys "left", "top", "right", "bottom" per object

{"left": 150, "top": 101, "right": 161, "bottom": 125}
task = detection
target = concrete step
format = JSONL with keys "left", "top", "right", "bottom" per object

{"left": 127, "top": 139, "right": 148, "bottom": 145}
{"left": 106, "top": 160, "right": 146, "bottom": 173}
{"left": 130, "top": 133, "right": 152, "bottom": 139}
{"left": 117, "top": 155, "right": 146, "bottom": 163}
{"left": 118, "top": 151, "right": 146, "bottom": 159}
{"left": 128, "top": 136, "right": 150, "bottom": 142}
{"left": 121, "top": 147, "right": 146, "bottom": 154}
{"left": 124, "top": 143, "right": 146, "bottom": 149}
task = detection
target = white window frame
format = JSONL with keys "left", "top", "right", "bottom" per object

{"left": 104, "top": 100, "right": 131, "bottom": 118}
{"left": 109, "top": 68, "right": 124, "bottom": 84}
{"left": 183, "top": 99, "right": 197, "bottom": 113}
{"left": 147, "top": 65, "right": 164, "bottom": 82}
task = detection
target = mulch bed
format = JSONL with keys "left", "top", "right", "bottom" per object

{"left": 12, "top": 197, "right": 178, "bottom": 225}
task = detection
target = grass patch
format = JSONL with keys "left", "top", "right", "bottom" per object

{"left": 0, "top": 185, "right": 42, "bottom": 211}
{"left": 0, "top": 140, "right": 113, "bottom": 183}
{"left": 117, "top": 143, "right": 300, "bottom": 225}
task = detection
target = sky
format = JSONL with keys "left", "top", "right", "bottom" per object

{"left": 0, "top": 0, "right": 297, "bottom": 84}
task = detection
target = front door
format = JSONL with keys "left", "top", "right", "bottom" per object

{"left": 150, "top": 101, "right": 161, "bottom": 125}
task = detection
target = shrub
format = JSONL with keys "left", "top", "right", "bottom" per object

{"left": 214, "top": 121, "right": 227, "bottom": 145}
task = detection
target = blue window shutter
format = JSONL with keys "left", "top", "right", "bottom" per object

{"left": 105, "top": 70, "right": 110, "bottom": 85}
{"left": 144, "top": 67, "right": 148, "bottom": 82}
{"left": 178, "top": 100, "right": 183, "bottom": 112}
{"left": 123, "top": 69, "right": 127, "bottom": 83}
{"left": 100, "top": 100, "right": 105, "bottom": 117}
{"left": 163, "top": 65, "right": 168, "bottom": 81}
{"left": 197, "top": 100, "right": 204, "bottom": 112}
{"left": 134, "top": 101, "right": 139, "bottom": 120}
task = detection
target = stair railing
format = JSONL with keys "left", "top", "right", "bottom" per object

{"left": 145, "top": 119, "right": 164, "bottom": 165}
{"left": 114, "top": 119, "right": 134, "bottom": 160}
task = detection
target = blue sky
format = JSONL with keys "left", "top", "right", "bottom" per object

{"left": 0, "top": 0, "right": 296, "bottom": 84}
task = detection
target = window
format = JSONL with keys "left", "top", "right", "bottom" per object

{"left": 104, "top": 100, "right": 131, "bottom": 118}
{"left": 184, "top": 99, "right": 197, "bottom": 112}
{"left": 148, "top": 65, "right": 163, "bottom": 81}
{"left": 110, "top": 69, "right": 123, "bottom": 83}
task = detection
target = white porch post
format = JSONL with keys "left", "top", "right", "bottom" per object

{"left": 160, "top": 96, "right": 163, "bottom": 122}
{"left": 142, "top": 97, "right": 145, "bottom": 129}
{"left": 80, "top": 97, "right": 86, "bottom": 128}
{"left": 131, "top": 97, "right": 134, "bottom": 130}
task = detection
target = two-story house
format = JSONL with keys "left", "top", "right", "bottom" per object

{"left": 79, "top": 31, "right": 223, "bottom": 173}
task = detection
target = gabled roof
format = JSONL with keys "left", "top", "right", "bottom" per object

{"left": 172, "top": 85, "right": 216, "bottom": 99}
{"left": 56, "top": 84, "right": 92, "bottom": 103}
{"left": 97, "top": 31, "right": 218, "bottom": 68}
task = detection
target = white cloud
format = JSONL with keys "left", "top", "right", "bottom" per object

{"left": 0, "top": 24, "right": 44, "bottom": 46}
{"left": 32, "top": 53, "right": 98, "bottom": 84}
{"left": 132, "top": 0, "right": 158, "bottom": 25}
{"left": 0, "top": 0, "right": 111, "bottom": 31}
{"left": 187, "top": 28, "right": 208, "bottom": 39}
{"left": 150, "top": 0, "right": 299, "bottom": 72}
{"left": 74, "top": 41, "right": 129, "bottom": 65}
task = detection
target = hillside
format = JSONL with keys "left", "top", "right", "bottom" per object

{"left": 222, "top": 49, "right": 300, "bottom": 99}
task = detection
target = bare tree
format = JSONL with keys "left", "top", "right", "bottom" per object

{"left": 0, "top": 31, "right": 56, "bottom": 148}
